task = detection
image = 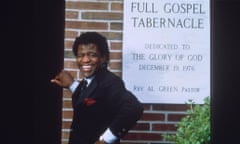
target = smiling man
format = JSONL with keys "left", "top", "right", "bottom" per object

{"left": 51, "top": 32, "right": 143, "bottom": 144}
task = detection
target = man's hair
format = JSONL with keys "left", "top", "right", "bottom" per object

{"left": 72, "top": 32, "right": 110, "bottom": 66}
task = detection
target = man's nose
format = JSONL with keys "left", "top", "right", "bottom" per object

{"left": 82, "top": 55, "right": 90, "bottom": 62}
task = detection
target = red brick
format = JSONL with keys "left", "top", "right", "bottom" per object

{"left": 61, "top": 141, "right": 69, "bottom": 144}
{"left": 62, "top": 121, "right": 71, "bottom": 129}
{"left": 64, "top": 40, "right": 74, "bottom": 49}
{"left": 153, "top": 104, "right": 189, "bottom": 111}
{"left": 152, "top": 123, "right": 177, "bottom": 131}
{"left": 64, "top": 61, "right": 78, "bottom": 69}
{"left": 82, "top": 12, "right": 122, "bottom": 20}
{"left": 63, "top": 89, "right": 72, "bottom": 98}
{"left": 143, "top": 104, "right": 151, "bottom": 110}
{"left": 100, "top": 32, "right": 122, "bottom": 40}
{"left": 61, "top": 131, "right": 70, "bottom": 139}
{"left": 110, "top": 22, "right": 123, "bottom": 30}
{"left": 168, "top": 114, "right": 186, "bottom": 121}
{"left": 65, "top": 11, "right": 78, "bottom": 19}
{"left": 123, "top": 132, "right": 162, "bottom": 141}
{"left": 110, "top": 52, "right": 122, "bottom": 59}
{"left": 65, "top": 21, "right": 108, "bottom": 30}
{"left": 62, "top": 111, "right": 73, "bottom": 119}
{"left": 132, "top": 123, "right": 150, "bottom": 131}
{"left": 63, "top": 100, "right": 72, "bottom": 109}
{"left": 66, "top": 2, "right": 108, "bottom": 10}
{"left": 140, "top": 113, "right": 165, "bottom": 121}
{"left": 65, "top": 31, "right": 78, "bottom": 39}
{"left": 109, "top": 61, "right": 122, "bottom": 70}
{"left": 110, "top": 42, "right": 122, "bottom": 50}
{"left": 111, "top": 3, "right": 123, "bottom": 11}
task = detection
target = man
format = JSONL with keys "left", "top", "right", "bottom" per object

{"left": 51, "top": 32, "right": 143, "bottom": 144}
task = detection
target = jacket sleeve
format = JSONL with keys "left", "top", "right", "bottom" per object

{"left": 106, "top": 80, "right": 144, "bottom": 138}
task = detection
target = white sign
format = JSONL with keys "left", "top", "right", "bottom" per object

{"left": 122, "top": 0, "right": 210, "bottom": 104}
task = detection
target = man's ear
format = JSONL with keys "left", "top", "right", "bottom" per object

{"left": 100, "top": 55, "right": 107, "bottom": 64}
{"left": 100, "top": 55, "right": 108, "bottom": 68}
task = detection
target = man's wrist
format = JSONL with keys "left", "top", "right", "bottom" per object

{"left": 69, "top": 80, "right": 79, "bottom": 92}
{"left": 96, "top": 136, "right": 108, "bottom": 144}
{"left": 98, "top": 136, "right": 105, "bottom": 143}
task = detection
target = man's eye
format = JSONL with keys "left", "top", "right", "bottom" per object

{"left": 77, "top": 54, "right": 84, "bottom": 58}
{"left": 88, "top": 53, "right": 97, "bottom": 57}
{"left": 77, "top": 53, "right": 97, "bottom": 58}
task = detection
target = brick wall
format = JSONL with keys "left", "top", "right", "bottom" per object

{"left": 62, "top": 0, "right": 189, "bottom": 143}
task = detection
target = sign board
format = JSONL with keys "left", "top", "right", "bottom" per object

{"left": 122, "top": 0, "right": 210, "bottom": 104}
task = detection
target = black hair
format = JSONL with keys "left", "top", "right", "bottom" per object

{"left": 72, "top": 32, "right": 110, "bottom": 66}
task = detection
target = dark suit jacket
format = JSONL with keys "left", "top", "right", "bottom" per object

{"left": 69, "top": 68, "right": 144, "bottom": 144}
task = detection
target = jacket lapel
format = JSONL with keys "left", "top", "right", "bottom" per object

{"left": 75, "top": 78, "right": 97, "bottom": 107}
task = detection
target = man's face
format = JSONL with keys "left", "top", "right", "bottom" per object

{"left": 76, "top": 44, "right": 106, "bottom": 78}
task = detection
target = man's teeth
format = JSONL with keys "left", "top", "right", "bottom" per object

{"left": 82, "top": 65, "right": 91, "bottom": 69}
